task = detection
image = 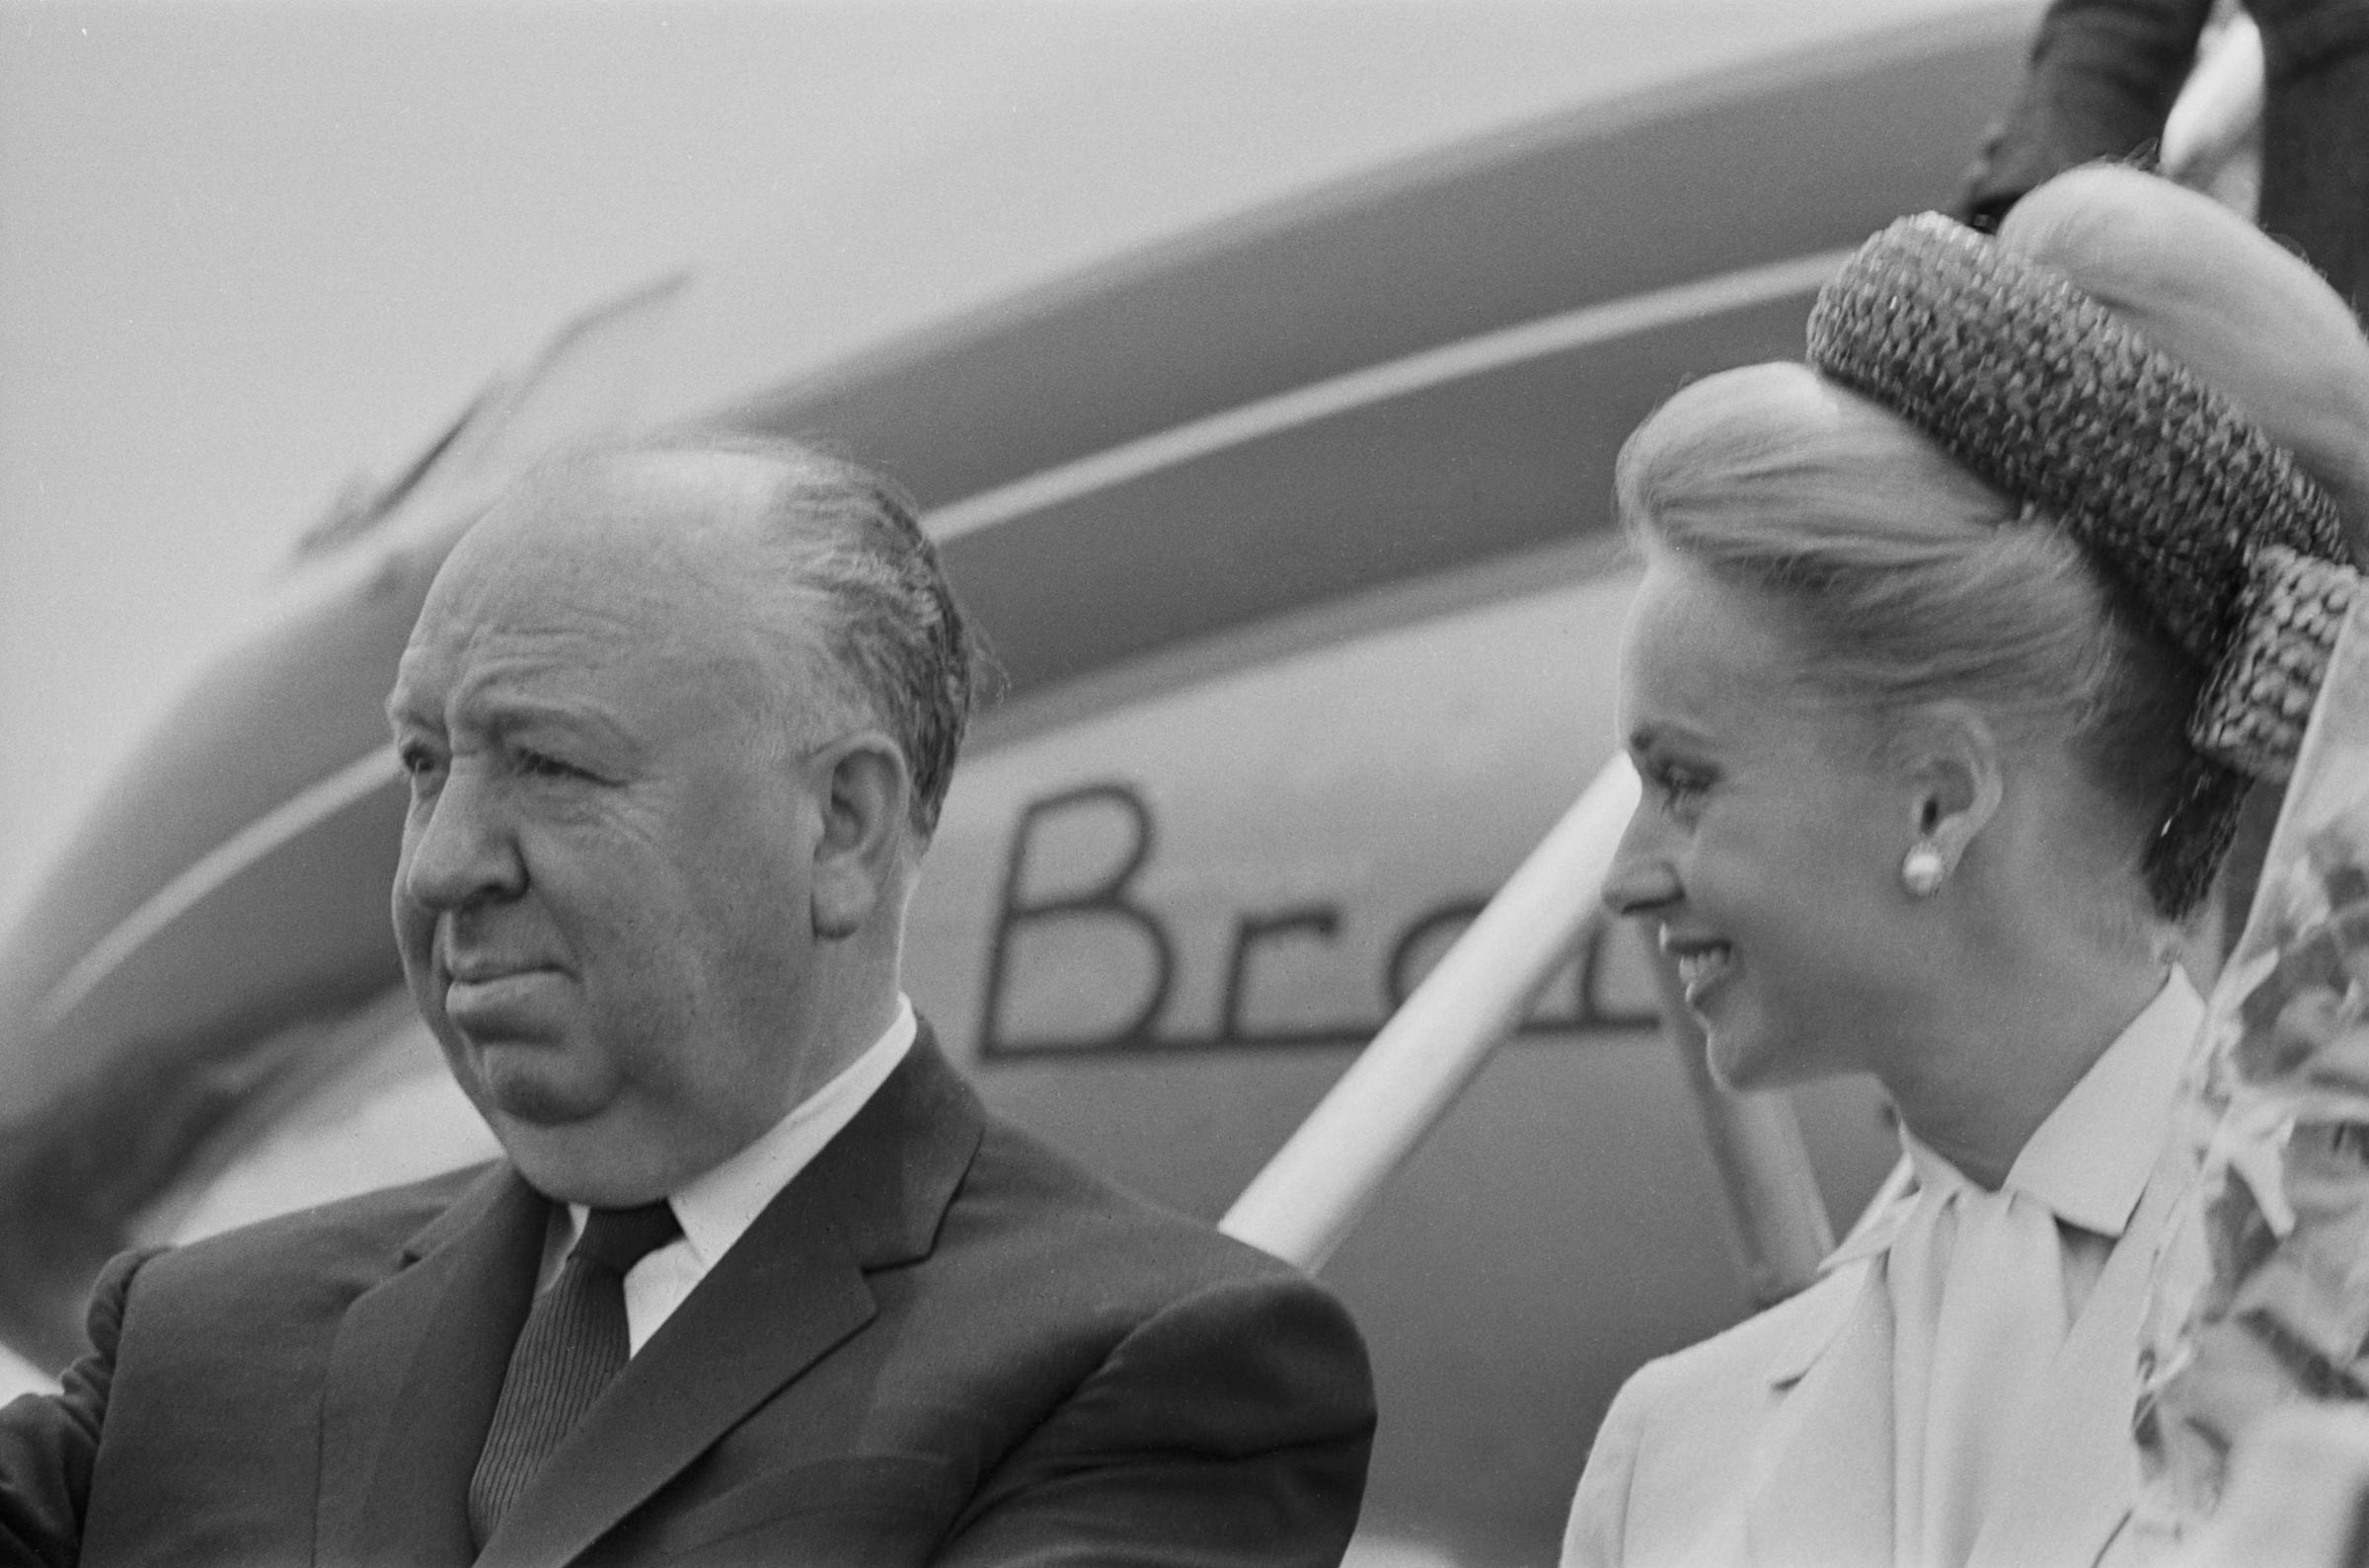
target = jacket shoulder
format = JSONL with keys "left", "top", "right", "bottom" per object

{"left": 125, "top": 1162, "right": 494, "bottom": 1312}
{"left": 1620, "top": 1260, "right": 1870, "bottom": 1413}
{"left": 869, "top": 1031, "right": 1312, "bottom": 1297}
{"left": 933, "top": 1103, "right": 1371, "bottom": 1411}
{"left": 963, "top": 1112, "right": 1311, "bottom": 1294}
{"left": 1566, "top": 1264, "right": 1872, "bottom": 1567}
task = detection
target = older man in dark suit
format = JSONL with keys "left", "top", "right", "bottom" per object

{"left": 0, "top": 436, "right": 1375, "bottom": 1566}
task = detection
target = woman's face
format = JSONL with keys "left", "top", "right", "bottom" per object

{"left": 1605, "top": 554, "right": 1926, "bottom": 1089}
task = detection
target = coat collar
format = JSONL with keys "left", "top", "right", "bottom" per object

{"left": 318, "top": 1162, "right": 545, "bottom": 1568}
{"left": 321, "top": 1026, "right": 984, "bottom": 1568}
{"left": 1743, "top": 1261, "right": 1897, "bottom": 1568}
{"left": 474, "top": 1027, "right": 984, "bottom": 1568}
{"left": 1737, "top": 1137, "right": 2195, "bottom": 1568}
{"left": 1738, "top": 974, "right": 2206, "bottom": 1568}
{"left": 2003, "top": 973, "right": 2201, "bottom": 1239}
{"left": 1767, "top": 1245, "right": 1895, "bottom": 1389}
{"left": 1819, "top": 974, "right": 2201, "bottom": 1281}
{"left": 810, "top": 1021, "right": 983, "bottom": 1269}
{"left": 1961, "top": 1138, "right": 2190, "bottom": 1568}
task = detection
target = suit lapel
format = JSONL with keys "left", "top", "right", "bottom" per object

{"left": 474, "top": 1032, "right": 986, "bottom": 1568}
{"left": 1965, "top": 1149, "right": 2189, "bottom": 1568}
{"left": 473, "top": 1169, "right": 876, "bottom": 1568}
{"left": 318, "top": 1164, "right": 548, "bottom": 1568}
{"left": 1742, "top": 1262, "right": 1897, "bottom": 1568}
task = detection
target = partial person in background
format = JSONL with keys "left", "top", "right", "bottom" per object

{"left": 1960, "top": 0, "right": 2217, "bottom": 227}
{"left": 1563, "top": 166, "right": 2369, "bottom": 1568}
{"left": 1962, "top": 0, "right": 2369, "bottom": 934}
{"left": 0, "top": 435, "right": 1375, "bottom": 1567}
{"left": 1961, "top": 0, "right": 2369, "bottom": 315}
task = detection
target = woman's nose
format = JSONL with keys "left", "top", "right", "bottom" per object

{"left": 1602, "top": 807, "right": 1679, "bottom": 918}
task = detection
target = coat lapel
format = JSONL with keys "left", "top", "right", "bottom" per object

{"left": 473, "top": 1032, "right": 986, "bottom": 1568}
{"left": 1742, "top": 1260, "right": 1898, "bottom": 1568}
{"left": 317, "top": 1164, "right": 548, "bottom": 1568}
{"left": 1964, "top": 1148, "right": 2189, "bottom": 1568}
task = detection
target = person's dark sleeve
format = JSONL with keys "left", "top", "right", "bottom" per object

{"left": 2254, "top": 0, "right": 2369, "bottom": 319}
{"left": 0, "top": 1251, "right": 151, "bottom": 1568}
{"left": 931, "top": 1272, "right": 1376, "bottom": 1568}
{"left": 1958, "top": 0, "right": 2216, "bottom": 230}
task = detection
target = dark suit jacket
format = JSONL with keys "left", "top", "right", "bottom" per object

{"left": 0, "top": 1034, "right": 1375, "bottom": 1566}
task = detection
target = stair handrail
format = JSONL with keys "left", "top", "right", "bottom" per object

{"left": 1220, "top": 756, "right": 1641, "bottom": 1270}
{"left": 1221, "top": 751, "right": 1836, "bottom": 1306}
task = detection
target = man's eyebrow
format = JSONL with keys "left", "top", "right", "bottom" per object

{"left": 475, "top": 701, "right": 644, "bottom": 759}
{"left": 381, "top": 686, "right": 633, "bottom": 742}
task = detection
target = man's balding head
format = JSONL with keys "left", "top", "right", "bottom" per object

{"left": 467, "top": 437, "right": 978, "bottom": 837}
{"left": 387, "top": 437, "right": 975, "bottom": 1203}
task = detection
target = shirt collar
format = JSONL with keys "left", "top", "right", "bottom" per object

{"left": 2006, "top": 969, "right": 2200, "bottom": 1236}
{"left": 569, "top": 996, "right": 916, "bottom": 1269}
{"left": 1822, "top": 969, "right": 2202, "bottom": 1268}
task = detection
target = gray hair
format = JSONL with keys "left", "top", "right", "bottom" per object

{"left": 623, "top": 430, "right": 980, "bottom": 839}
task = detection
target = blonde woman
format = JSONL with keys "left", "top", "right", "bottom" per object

{"left": 1566, "top": 166, "right": 2369, "bottom": 1568}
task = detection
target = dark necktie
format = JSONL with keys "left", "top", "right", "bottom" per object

{"left": 467, "top": 1200, "right": 682, "bottom": 1547}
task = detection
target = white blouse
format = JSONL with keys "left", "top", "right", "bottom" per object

{"left": 1820, "top": 973, "right": 2203, "bottom": 1568}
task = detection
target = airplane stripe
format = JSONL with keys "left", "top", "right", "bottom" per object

{"left": 17, "top": 259, "right": 1844, "bottom": 1046}
{"left": 922, "top": 249, "right": 1853, "bottom": 542}
{"left": 34, "top": 749, "right": 398, "bottom": 1031}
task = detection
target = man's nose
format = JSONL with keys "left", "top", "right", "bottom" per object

{"left": 399, "top": 768, "right": 525, "bottom": 911}
{"left": 1601, "top": 805, "right": 1679, "bottom": 919}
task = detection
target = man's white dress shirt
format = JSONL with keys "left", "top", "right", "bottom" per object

{"left": 542, "top": 997, "right": 917, "bottom": 1354}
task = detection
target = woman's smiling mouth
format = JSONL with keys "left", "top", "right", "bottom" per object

{"left": 1659, "top": 933, "right": 1734, "bottom": 1008}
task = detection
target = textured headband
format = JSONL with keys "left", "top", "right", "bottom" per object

{"left": 1806, "top": 212, "right": 2360, "bottom": 917}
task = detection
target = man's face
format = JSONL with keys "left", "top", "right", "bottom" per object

{"left": 387, "top": 466, "right": 831, "bottom": 1204}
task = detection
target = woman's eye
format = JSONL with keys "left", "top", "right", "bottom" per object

{"left": 396, "top": 742, "right": 445, "bottom": 788}
{"left": 1653, "top": 764, "right": 1711, "bottom": 815}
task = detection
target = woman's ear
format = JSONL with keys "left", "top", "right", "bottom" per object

{"left": 808, "top": 732, "right": 913, "bottom": 938}
{"left": 1901, "top": 701, "right": 2005, "bottom": 884}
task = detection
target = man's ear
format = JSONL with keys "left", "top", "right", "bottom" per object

{"left": 1901, "top": 701, "right": 2005, "bottom": 881}
{"left": 809, "top": 733, "right": 912, "bottom": 939}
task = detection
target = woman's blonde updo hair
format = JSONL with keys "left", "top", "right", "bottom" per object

{"left": 1617, "top": 360, "right": 2199, "bottom": 917}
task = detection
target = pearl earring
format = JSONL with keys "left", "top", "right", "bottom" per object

{"left": 1901, "top": 840, "right": 1947, "bottom": 898}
